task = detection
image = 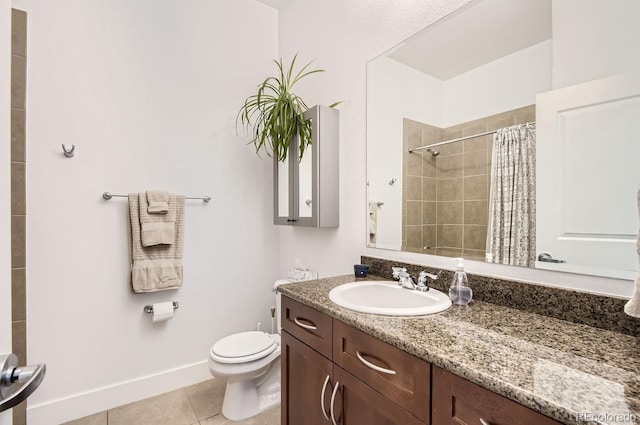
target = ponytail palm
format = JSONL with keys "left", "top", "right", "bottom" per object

{"left": 237, "top": 54, "right": 336, "bottom": 162}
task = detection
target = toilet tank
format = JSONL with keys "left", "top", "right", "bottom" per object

{"left": 274, "top": 279, "right": 291, "bottom": 335}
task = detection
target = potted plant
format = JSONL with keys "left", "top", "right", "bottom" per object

{"left": 237, "top": 54, "right": 339, "bottom": 162}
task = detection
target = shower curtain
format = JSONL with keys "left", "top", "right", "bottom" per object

{"left": 488, "top": 123, "right": 536, "bottom": 267}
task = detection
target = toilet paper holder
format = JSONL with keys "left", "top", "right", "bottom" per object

{"left": 144, "top": 301, "right": 179, "bottom": 314}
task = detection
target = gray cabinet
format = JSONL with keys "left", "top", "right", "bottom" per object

{"left": 274, "top": 105, "right": 339, "bottom": 227}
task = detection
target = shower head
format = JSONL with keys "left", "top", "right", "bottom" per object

{"left": 426, "top": 148, "right": 440, "bottom": 157}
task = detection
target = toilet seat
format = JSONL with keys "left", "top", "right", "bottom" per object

{"left": 210, "top": 331, "right": 278, "bottom": 364}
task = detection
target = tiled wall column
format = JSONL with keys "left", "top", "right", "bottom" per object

{"left": 11, "top": 8, "right": 27, "bottom": 425}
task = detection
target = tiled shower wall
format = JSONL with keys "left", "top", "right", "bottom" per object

{"left": 402, "top": 105, "right": 535, "bottom": 260}
{"left": 11, "top": 8, "right": 27, "bottom": 425}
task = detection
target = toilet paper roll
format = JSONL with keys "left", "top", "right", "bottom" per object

{"left": 152, "top": 301, "right": 175, "bottom": 323}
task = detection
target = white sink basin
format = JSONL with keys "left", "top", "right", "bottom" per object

{"left": 328, "top": 281, "right": 452, "bottom": 316}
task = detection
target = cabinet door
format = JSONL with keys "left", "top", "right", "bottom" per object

{"left": 332, "top": 366, "right": 425, "bottom": 425}
{"left": 282, "top": 331, "right": 334, "bottom": 425}
{"left": 432, "top": 367, "right": 562, "bottom": 425}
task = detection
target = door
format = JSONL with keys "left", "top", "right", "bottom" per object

{"left": 536, "top": 73, "right": 640, "bottom": 279}
{"left": 281, "top": 331, "right": 334, "bottom": 425}
{"left": 1, "top": 0, "right": 14, "bottom": 423}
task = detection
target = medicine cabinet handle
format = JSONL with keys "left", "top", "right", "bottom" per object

{"left": 294, "top": 317, "right": 317, "bottom": 331}
{"left": 320, "top": 374, "right": 331, "bottom": 421}
{"left": 355, "top": 351, "right": 397, "bottom": 375}
{"left": 479, "top": 419, "right": 492, "bottom": 425}
{"left": 0, "top": 354, "right": 46, "bottom": 412}
{"left": 330, "top": 381, "right": 340, "bottom": 425}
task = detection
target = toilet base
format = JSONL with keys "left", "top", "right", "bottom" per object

{"left": 221, "top": 358, "right": 281, "bottom": 421}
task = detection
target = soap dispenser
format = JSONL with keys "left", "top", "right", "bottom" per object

{"left": 449, "top": 258, "right": 472, "bottom": 305}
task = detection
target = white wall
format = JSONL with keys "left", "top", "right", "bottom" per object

{"left": 0, "top": 1, "right": 12, "bottom": 424}
{"left": 275, "top": 0, "right": 633, "bottom": 298}
{"left": 443, "top": 40, "right": 552, "bottom": 126}
{"left": 19, "top": 1, "right": 280, "bottom": 423}
{"left": 552, "top": 0, "right": 640, "bottom": 89}
{"left": 367, "top": 56, "right": 443, "bottom": 249}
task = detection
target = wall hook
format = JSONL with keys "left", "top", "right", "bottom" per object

{"left": 388, "top": 178, "right": 397, "bottom": 186}
{"left": 61, "top": 144, "right": 75, "bottom": 158}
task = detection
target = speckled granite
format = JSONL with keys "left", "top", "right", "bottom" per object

{"left": 278, "top": 274, "right": 640, "bottom": 425}
{"left": 362, "top": 256, "right": 640, "bottom": 337}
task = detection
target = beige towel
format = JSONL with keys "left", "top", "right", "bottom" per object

{"left": 139, "top": 193, "right": 176, "bottom": 246}
{"left": 147, "top": 190, "right": 169, "bottom": 214}
{"left": 624, "top": 187, "right": 640, "bottom": 318}
{"left": 129, "top": 193, "right": 184, "bottom": 293}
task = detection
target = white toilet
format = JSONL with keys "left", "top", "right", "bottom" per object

{"left": 208, "top": 280, "right": 289, "bottom": 421}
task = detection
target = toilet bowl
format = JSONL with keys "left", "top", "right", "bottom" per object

{"left": 208, "top": 280, "right": 290, "bottom": 421}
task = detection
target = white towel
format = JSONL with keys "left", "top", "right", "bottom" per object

{"left": 624, "top": 187, "right": 640, "bottom": 318}
{"left": 128, "top": 193, "right": 185, "bottom": 293}
{"left": 369, "top": 201, "right": 377, "bottom": 236}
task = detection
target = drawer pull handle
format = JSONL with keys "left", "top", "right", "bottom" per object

{"left": 330, "top": 381, "right": 340, "bottom": 425}
{"left": 320, "top": 375, "right": 331, "bottom": 421}
{"left": 480, "top": 419, "right": 491, "bottom": 425}
{"left": 294, "top": 317, "right": 318, "bottom": 331}
{"left": 355, "top": 351, "right": 397, "bottom": 375}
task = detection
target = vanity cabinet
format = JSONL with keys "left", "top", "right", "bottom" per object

{"left": 274, "top": 105, "right": 339, "bottom": 227}
{"left": 431, "top": 366, "right": 563, "bottom": 425}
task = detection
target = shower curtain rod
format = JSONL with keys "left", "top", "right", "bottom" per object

{"left": 408, "top": 121, "right": 536, "bottom": 153}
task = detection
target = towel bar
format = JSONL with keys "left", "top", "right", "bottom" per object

{"left": 144, "top": 302, "right": 179, "bottom": 314}
{"left": 103, "top": 192, "right": 211, "bottom": 203}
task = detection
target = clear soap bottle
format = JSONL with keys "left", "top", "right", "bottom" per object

{"left": 449, "top": 258, "right": 472, "bottom": 305}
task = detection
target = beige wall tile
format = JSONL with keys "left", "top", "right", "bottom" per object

{"left": 463, "top": 149, "right": 489, "bottom": 176}
{"left": 488, "top": 115, "right": 516, "bottom": 132}
{"left": 423, "top": 201, "right": 436, "bottom": 225}
{"left": 406, "top": 225, "right": 422, "bottom": 250}
{"left": 12, "top": 268, "right": 25, "bottom": 321}
{"left": 11, "top": 215, "right": 25, "bottom": 268}
{"left": 463, "top": 175, "right": 488, "bottom": 200}
{"left": 11, "top": 108, "right": 25, "bottom": 162}
{"left": 437, "top": 178, "right": 462, "bottom": 202}
{"left": 11, "top": 55, "right": 26, "bottom": 109}
{"left": 12, "top": 320, "right": 26, "bottom": 364}
{"left": 11, "top": 162, "right": 25, "bottom": 215}
{"left": 435, "top": 247, "right": 462, "bottom": 258}
{"left": 423, "top": 177, "right": 437, "bottom": 201}
{"left": 12, "top": 401, "right": 26, "bottom": 425}
{"left": 406, "top": 122, "right": 423, "bottom": 149}
{"left": 405, "top": 151, "right": 422, "bottom": 176}
{"left": 464, "top": 200, "right": 489, "bottom": 225}
{"left": 463, "top": 249, "right": 486, "bottom": 262}
{"left": 436, "top": 153, "right": 463, "bottom": 179}
{"left": 437, "top": 201, "right": 463, "bottom": 224}
{"left": 11, "top": 9, "right": 27, "bottom": 57}
{"left": 437, "top": 224, "right": 462, "bottom": 248}
{"left": 437, "top": 138, "right": 463, "bottom": 157}
{"left": 422, "top": 225, "right": 436, "bottom": 251}
{"left": 422, "top": 155, "right": 437, "bottom": 178}
{"left": 464, "top": 225, "right": 488, "bottom": 250}
{"left": 406, "top": 201, "right": 422, "bottom": 225}
{"left": 406, "top": 176, "right": 422, "bottom": 201}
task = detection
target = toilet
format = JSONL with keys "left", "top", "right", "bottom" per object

{"left": 208, "top": 280, "right": 289, "bottom": 421}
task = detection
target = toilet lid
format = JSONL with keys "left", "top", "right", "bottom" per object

{"left": 210, "top": 331, "right": 277, "bottom": 364}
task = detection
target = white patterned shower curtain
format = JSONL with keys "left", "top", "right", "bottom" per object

{"left": 488, "top": 123, "right": 536, "bottom": 267}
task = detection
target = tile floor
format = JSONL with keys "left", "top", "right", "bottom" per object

{"left": 61, "top": 378, "right": 280, "bottom": 425}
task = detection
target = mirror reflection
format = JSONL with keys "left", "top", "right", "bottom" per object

{"left": 366, "top": 0, "right": 640, "bottom": 280}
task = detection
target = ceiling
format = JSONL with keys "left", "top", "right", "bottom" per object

{"left": 387, "top": 0, "right": 552, "bottom": 80}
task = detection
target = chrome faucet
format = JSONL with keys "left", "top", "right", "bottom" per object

{"left": 392, "top": 268, "right": 439, "bottom": 292}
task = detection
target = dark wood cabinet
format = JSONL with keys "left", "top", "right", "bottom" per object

{"left": 431, "top": 366, "right": 562, "bottom": 425}
{"left": 281, "top": 330, "right": 333, "bottom": 425}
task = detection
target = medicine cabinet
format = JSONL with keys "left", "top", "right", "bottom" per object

{"left": 274, "top": 105, "right": 339, "bottom": 227}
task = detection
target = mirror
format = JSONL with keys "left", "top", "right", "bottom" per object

{"left": 366, "top": 0, "right": 640, "bottom": 280}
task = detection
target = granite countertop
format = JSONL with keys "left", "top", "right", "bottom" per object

{"left": 278, "top": 274, "right": 640, "bottom": 425}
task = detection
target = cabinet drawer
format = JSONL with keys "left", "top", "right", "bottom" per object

{"left": 281, "top": 296, "right": 333, "bottom": 358}
{"left": 333, "top": 320, "right": 430, "bottom": 423}
{"left": 432, "top": 366, "right": 563, "bottom": 425}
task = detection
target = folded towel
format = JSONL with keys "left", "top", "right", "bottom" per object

{"left": 128, "top": 193, "right": 185, "bottom": 293}
{"left": 624, "top": 187, "right": 640, "bottom": 318}
{"left": 147, "top": 190, "right": 169, "bottom": 214}
{"left": 139, "top": 193, "right": 176, "bottom": 246}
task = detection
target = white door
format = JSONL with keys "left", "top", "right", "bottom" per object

{"left": 1, "top": 0, "right": 14, "bottom": 423}
{"left": 536, "top": 73, "right": 640, "bottom": 280}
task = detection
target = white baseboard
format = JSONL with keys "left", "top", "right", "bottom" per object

{"left": 27, "top": 360, "right": 211, "bottom": 425}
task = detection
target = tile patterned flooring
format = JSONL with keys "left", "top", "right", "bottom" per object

{"left": 61, "top": 379, "right": 280, "bottom": 425}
